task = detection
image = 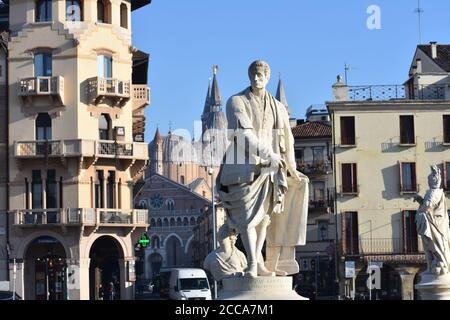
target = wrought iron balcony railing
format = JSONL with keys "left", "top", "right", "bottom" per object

{"left": 308, "top": 199, "right": 333, "bottom": 209}
{"left": 340, "top": 84, "right": 450, "bottom": 101}
{"left": 357, "top": 237, "right": 424, "bottom": 255}
{"left": 297, "top": 160, "right": 332, "bottom": 174}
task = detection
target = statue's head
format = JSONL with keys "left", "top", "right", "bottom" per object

{"left": 248, "top": 60, "right": 271, "bottom": 90}
{"left": 218, "top": 224, "right": 237, "bottom": 250}
{"left": 428, "top": 165, "right": 442, "bottom": 189}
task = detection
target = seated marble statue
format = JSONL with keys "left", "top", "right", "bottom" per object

{"left": 203, "top": 224, "right": 247, "bottom": 282}
{"left": 415, "top": 165, "right": 450, "bottom": 275}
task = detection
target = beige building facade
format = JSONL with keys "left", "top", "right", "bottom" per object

{"left": 3, "top": 0, "right": 151, "bottom": 300}
{"left": 328, "top": 43, "right": 450, "bottom": 300}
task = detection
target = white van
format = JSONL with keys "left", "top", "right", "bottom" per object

{"left": 168, "top": 268, "right": 212, "bottom": 300}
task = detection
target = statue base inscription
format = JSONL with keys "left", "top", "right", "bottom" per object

{"left": 415, "top": 273, "right": 450, "bottom": 300}
{"left": 218, "top": 277, "right": 308, "bottom": 300}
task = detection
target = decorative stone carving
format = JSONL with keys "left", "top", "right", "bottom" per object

{"left": 203, "top": 224, "right": 247, "bottom": 282}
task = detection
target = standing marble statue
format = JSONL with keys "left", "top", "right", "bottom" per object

{"left": 217, "top": 60, "right": 309, "bottom": 278}
{"left": 203, "top": 224, "right": 247, "bottom": 281}
{"left": 415, "top": 165, "right": 450, "bottom": 275}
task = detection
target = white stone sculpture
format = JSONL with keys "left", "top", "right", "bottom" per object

{"left": 217, "top": 60, "right": 309, "bottom": 279}
{"left": 415, "top": 165, "right": 450, "bottom": 299}
{"left": 203, "top": 224, "right": 247, "bottom": 282}
{"left": 415, "top": 165, "right": 450, "bottom": 275}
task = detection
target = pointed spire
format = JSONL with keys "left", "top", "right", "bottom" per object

{"left": 153, "top": 127, "right": 162, "bottom": 143}
{"left": 202, "top": 80, "right": 212, "bottom": 118}
{"left": 210, "top": 64, "right": 222, "bottom": 107}
{"left": 276, "top": 75, "right": 290, "bottom": 115}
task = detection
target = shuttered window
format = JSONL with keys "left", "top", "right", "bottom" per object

{"left": 400, "top": 115, "right": 415, "bottom": 145}
{"left": 340, "top": 117, "right": 355, "bottom": 146}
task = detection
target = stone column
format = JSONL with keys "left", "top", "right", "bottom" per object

{"left": 114, "top": 179, "right": 119, "bottom": 209}
{"left": 102, "top": 173, "right": 107, "bottom": 209}
{"left": 396, "top": 266, "right": 420, "bottom": 300}
{"left": 78, "top": 258, "right": 91, "bottom": 300}
{"left": 118, "top": 258, "right": 135, "bottom": 300}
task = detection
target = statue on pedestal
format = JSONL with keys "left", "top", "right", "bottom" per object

{"left": 216, "top": 60, "right": 309, "bottom": 278}
{"left": 415, "top": 165, "right": 450, "bottom": 275}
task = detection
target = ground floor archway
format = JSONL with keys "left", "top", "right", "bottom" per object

{"left": 24, "top": 235, "right": 67, "bottom": 300}
{"left": 89, "top": 236, "right": 124, "bottom": 300}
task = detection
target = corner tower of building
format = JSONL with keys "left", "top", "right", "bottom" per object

{"left": 7, "top": 0, "right": 151, "bottom": 300}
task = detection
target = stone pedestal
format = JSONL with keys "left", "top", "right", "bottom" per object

{"left": 415, "top": 273, "right": 450, "bottom": 300}
{"left": 218, "top": 277, "right": 308, "bottom": 300}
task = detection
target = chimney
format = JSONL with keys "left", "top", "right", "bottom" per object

{"left": 416, "top": 59, "right": 422, "bottom": 73}
{"left": 430, "top": 42, "right": 438, "bottom": 59}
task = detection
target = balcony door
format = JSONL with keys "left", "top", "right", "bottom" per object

{"left": 34, "top": 52, "right": 52, "bottom": 92}
{"left": 97, "top": 55, "right": 112, "bottom": 78}
{"left": 403, "top": 210, "right": 418, "bottom": 253}
{"left": 99, "top": 113, "right": 111, "bottom": 140}
{"left": 36, "top": 113, "right": 52, "bottom": 156}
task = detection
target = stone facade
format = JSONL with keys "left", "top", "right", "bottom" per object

{"left": 134, "top": 174, "right": 211, "bottom": 281}
{"left": 326, "top": 43, "right": 450, "bottom": 300}
{"left": 2, "top": 0, "right": 151, "bottom": 300}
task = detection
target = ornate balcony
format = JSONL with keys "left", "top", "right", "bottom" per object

{"left": 132, "top": 85, "right": 150, "bottom": 111}
{"left": 88, "top": 77, "right": 131, "bottom": 106}
{"left": 18, "top": 76, "right": 64, "bottom": 107}
{"left": 297, "top": 160, "right": 332, "bottom": 175}
{"left": 12, "top": 208, "right": 148, "bottom": 228}
{"left": 132, "top": 85, "right": 150, "bottom": 142}
{"left": 14, "top": 140, "right": 148, "bottom": 161}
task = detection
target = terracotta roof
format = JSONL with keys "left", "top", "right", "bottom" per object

{"left": 418, "top": 44, "right": 450, "bottom": 72}
{"left": 292, "top": 121, "right": 331, "bottom": 138}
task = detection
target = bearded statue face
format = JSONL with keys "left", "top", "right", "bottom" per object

{"left": 428, "top": 165, "right": 442, "bottom": 189}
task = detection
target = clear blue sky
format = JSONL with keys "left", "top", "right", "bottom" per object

{"left": 131, "top": 0, "right": 450, "bottom": 142}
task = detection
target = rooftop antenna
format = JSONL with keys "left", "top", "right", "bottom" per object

{"left": 415, "top": 0, "right": 424, "bottom": 44}
{"left": 344, "top": 63, "right": 357, "bottom": 85}
{"left": 168, "top": 121, "right": 173, "bottom": 134}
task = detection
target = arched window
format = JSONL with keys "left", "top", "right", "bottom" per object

{"left": 151, "top": 236, "right": 160, "bottom": 249}
{"left": 99, "top": 113, "right": 111, "bottom": 140}
{"left": 183, "top": 217, "right": 189, "bottom": 226}
{"left": 150, "top": 218, "right": 156, "bottom": 226}
{"left": 190, "top": 217, "right": 196, "bottom": 226}
{"left": 170, "top": 218, "right": 175, "bottom": 227}
{"left": 97, "top": 0, "right": 111, "bottom": 24}
{"left": 36, "top": 0, "right": 52, "bottom": 22}
{"left": 120, "top": 3, "right": 128, "bottom": 29}
{"left": 166, "top": 199, "right": 174, "bottom": 211}
{"left": 66, "top": 0, "right": 82, "bottom": 21}
{"left": 163, "top": 218, "right": 169, "bottom": 227}
{"left": 180, "top": 175, "right": 185, "bottom": 185}
{"left": 176, "top": 218, "right": 182, "bottom": 227}
{"left": 157, "top": 219, "right": 162, "bottom": 227}
{"left": 139, "top": 200, "right": 147, "bottom": 209}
